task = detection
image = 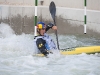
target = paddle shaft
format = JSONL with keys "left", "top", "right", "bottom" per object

{"left": 53, "top": 17, "right": 59, "bottom": 50}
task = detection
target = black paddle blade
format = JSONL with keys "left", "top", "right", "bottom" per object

{"left": 49, "top": 1, "right": 56, "bottom": 21}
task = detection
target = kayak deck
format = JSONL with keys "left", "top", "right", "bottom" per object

{"left": 60, "top": 46, "right": 100, "bottom": 55}
{"left": 33, "top": 46, "right": 100, "bottom": 57}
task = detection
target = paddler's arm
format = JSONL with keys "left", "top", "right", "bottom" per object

{"left": 45, "top": 23, "right": 57, "bottom": 32}
{"left": 36, "top": 38, "right": 49, "bottom": 56}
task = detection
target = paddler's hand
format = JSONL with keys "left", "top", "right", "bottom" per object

{"left": 47, "top": 23, "right": 57, "bottom": 30}
{"left": 52, "top": 26, "right": 57, "bottom": 30}
{"left": 43, "top": 50, "right": 49, "bottom": 57}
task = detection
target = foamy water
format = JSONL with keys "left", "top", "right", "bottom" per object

{"left": 0, "top": 23, "right": 100, "bottom": 75}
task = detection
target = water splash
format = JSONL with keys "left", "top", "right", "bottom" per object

{"left": 0, "top": 23, "right": 100, "bottom": 75}
{"left": 0, "top": 23, "right": 15, "bottom": 38}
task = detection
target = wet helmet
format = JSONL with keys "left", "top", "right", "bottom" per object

{"left": 37, "top": 22, "right": 46, "bottom": 29}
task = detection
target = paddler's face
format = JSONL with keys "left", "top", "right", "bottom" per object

{"left": 39, "top": 28, "right": 46, "bottom": 35}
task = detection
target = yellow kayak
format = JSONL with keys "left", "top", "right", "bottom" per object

{"left": 33, "top": 46, "right": 100, "bottom": 57}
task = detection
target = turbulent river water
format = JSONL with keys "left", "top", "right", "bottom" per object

{"left": 0, "top": 23, "right": 100, "bottom": 75}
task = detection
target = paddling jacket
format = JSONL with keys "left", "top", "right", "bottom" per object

{"left": 34, "top": 23, "right": 57, "bottom": 56}
{"left": 34, "top": 36, "right": 49, "bottom": 56}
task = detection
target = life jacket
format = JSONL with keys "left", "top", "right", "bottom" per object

{"left": 43, "top": 33, "right": 56, "bottom": 50}
{"left": 34, "top": 33, "right": 57, "bottom": 53}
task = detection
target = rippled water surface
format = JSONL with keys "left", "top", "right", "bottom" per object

{"left": 0, "top": 23, "right": 100, "bottom": 75}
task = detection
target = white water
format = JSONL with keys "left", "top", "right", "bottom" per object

{"left": 0, "top": 23, "right": 100, "bottom": 75}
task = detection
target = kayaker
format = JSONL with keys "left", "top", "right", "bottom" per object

{"left": 34, "top": 22, "right": 57, "bottom": 56}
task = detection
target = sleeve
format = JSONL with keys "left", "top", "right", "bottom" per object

{"left": 45, "top": 22, "right": 54, "bottom": 32}
{"left": 36, "top": 38, "right": 49, "bottom": 56}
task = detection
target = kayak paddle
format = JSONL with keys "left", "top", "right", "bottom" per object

{"left": 49, "top": 1, "right": 60, "bottom": 50}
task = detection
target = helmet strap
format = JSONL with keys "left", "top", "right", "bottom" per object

{"left": 37, "top": 29, "right": 41, "bottom": 36}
